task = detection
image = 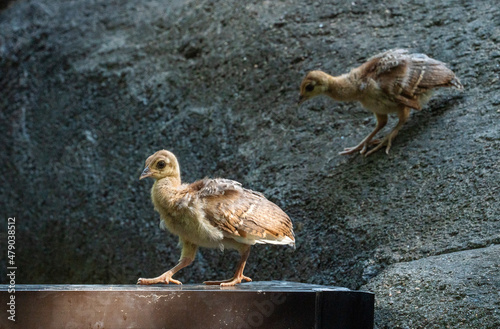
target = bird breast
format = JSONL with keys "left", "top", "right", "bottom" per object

{"left": 152, "top": 189, "right": 225, "bottom": 248}
{"left": 359, "top": 81, "right": 402, "bottom": 114}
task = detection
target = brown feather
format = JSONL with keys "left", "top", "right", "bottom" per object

{"left": 298, "top": 49, "right": 463, "bottom": 156}
{"left": 142, "top": 151, "right": 295, "bottom": 248}
{"left": 360, "top": 49, "right": 463, "bottom": 110}
{"left": 138, "top": 150, "right": 294, "bottom": 286}
{"left": 192, "top": 178, "right": 295, "bottom": 244}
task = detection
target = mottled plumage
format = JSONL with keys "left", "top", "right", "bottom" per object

{"left": 137, "top": 150, "right": 294, "bottom": 286}
{"left": 299, "top": 49, "right": 463, "bottom": 156}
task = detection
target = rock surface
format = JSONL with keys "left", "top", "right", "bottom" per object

{"left": 362, "top": 245, "right": 500, "bottom": 329}
{"left": 1, "top": 0, "right": 499, "bottom": 328}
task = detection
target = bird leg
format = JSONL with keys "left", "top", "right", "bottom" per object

{"left": 204, "top": 245, "right": 252, "bottom": 287}
{"left": 339, "top": 113, "right": 388, "bottom": 155}
{"left": 137, "top": 239, "right": 197, "bottom": 285}
{"left": 365, "top": 107, "right": 411, "bottom": 156}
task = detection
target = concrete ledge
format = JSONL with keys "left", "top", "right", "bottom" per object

{"left": 0, "top": 281, "right": 373, "bottom": 329}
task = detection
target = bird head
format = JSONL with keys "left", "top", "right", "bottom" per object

{"left": 140, "top": 149, "right": 181, "bottom": 181}
{"left": 298, "top": 70, "right": 330, "bottom": 105}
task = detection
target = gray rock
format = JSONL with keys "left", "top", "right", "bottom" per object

{"left": 362, "top": 245, "right": 500, "bottom": 329}
{"left": 1, "top": 0, "right": 499, "bottom": 328}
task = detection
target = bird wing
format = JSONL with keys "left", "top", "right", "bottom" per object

{"left": 363, "top": 49, "right": 459, "bottom": 110}
{"left": 186, "top": 178, "right": 295, "bottom": 246}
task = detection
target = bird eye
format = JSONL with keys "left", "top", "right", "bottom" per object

{"left": 157, "top": 160, "right": 166, "bottom": 169}
{"left": 305, "top": 84, "right": 314, "bottom": 92}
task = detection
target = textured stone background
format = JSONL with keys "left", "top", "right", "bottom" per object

{"left": 1, "top": 0, "right": 499, "bottom": 328}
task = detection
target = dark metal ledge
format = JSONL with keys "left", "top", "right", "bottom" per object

{"left": 1, "top": 281, "right": 373, "bottom": 329}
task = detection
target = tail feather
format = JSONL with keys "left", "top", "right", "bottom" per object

{"left": 449, "top": 76, "right": 464, "bottom": 90}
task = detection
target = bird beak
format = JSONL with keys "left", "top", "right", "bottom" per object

{"left": 297, "top": 95, "right": 306, "bottom": 105}
{"left": 140, "top": 167, "right": 152, "bottom": 180}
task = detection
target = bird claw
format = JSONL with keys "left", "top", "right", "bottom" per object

{"left": 340, "top": 137, "right": 384, "bottom": 155}
{"left": 338, "top": 137, "right": 392, "bottom": 157}
{"left": 137, "top": 273, "right": 182, "bottom": 285}
{"left": 339, "top": 145, "right": 363, "bottom": 155}
{"left": 204, "top": 275, "right": 252, "bottom": 287}
{"left": 364, "top": 135, "right": 393, "bottom": 157}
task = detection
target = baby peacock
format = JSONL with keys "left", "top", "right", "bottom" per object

{"left": 299, "top": 49, "right": 463, "bottom": 156}
{"left": 137, "top": 150, "right": 295, "bottom": 286}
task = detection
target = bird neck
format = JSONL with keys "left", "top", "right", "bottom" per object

{"left": 154, "top": 175, "right": 181, "bottom": 189}
{"left": 151, "top": 176, "right": 182, "bottom": 209}
{"left": 325, "top": 74, "right": 359, "bottom": 102}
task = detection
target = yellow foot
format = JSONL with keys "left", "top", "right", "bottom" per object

{"left": 204, "top": 275, "right": 252, "bottom": 287}
{"left": 339, "top": 146, "right": 362, "bottom": 155}
{"left": 340, "top": 139, "right": 382, "bottom": 156}
{"left": 137, "top": 273, "right": 182, "bottom": 285}
{"left": 364, "top": 137, "right": 393, "bottom": 157}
